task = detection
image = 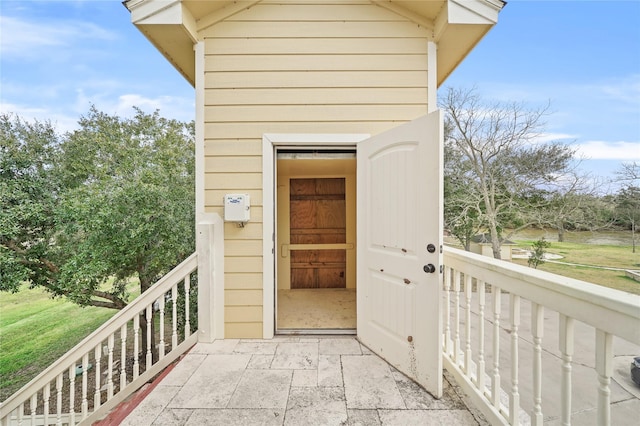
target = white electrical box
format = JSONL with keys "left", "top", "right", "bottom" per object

{"left": 224, "top": 194, "right": 250, "bottom": 223}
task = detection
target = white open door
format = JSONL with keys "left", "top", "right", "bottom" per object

{"left": 357, "top": 110, "right": 443, "bottom": 397}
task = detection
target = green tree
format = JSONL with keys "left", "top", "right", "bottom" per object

{"left": 528, "top": 237, "right": 551, "bottom": 269}
{"left": 614, "top": 185, "right": 640, "bottom": 253}
{"left": 444, "top": 132, "right": 485, "bottom": 250}
{"left": 1, "top": 108, "right": 195, "bottom": 308}
{"left": 0, "top": 114, "right": 61, "bottom": 293}
{"left": 440, "top": 87, "right": 576, "bottom": 259}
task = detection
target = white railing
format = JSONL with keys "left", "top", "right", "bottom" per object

{"left": 0, "top": 253, "right": 198, "bottom": 426}
{"left": 443, "top": 247, "right": 640, "bottom": 426}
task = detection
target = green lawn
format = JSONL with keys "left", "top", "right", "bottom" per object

{"left": 0, "top": 285, "right": 131, "bottom": 401}
{"left": 509, "top": 232, "right": 639, "bottom": 295}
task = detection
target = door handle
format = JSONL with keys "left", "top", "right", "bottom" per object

{"left": 423, "top": 264, "right": 436, "bottom": 274}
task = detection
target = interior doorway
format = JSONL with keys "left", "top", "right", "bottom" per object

{"left": 276, "top": 151, "right": 356, "bottom": 333}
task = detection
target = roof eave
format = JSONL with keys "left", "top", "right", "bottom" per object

{"left": 435, "top": 0, "right": 505, "bottom": 85}
{"left": 124, "top": 0, "right": 198, "bottom": 85}
{"left": 123, "top": 0, "right": 506, "bottom": 89}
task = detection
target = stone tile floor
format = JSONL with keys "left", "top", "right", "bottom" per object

{"left": 120, "top": 336, "right": 487, "bottom": 425}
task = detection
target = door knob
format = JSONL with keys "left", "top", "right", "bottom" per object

{"left": 423, "top": 264, "right": 436, "bottom": 273}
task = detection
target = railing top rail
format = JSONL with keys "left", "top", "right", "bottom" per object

{"left": 444, "top": 246, "right": 640, "bottom": 344}
{"left": 0, "top": 252, "right": 198, "bottom": 414}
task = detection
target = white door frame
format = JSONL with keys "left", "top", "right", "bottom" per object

{"left": 262, "top": 133, "right": 369, "bottom": 338}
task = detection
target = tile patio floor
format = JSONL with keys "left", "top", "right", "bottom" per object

{"left": 118, "top": 336, "right": 487, "bottom": 426}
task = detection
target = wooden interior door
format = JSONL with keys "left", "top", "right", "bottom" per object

{"left": 290, "top": 178, "right": 346, "bottom": 288}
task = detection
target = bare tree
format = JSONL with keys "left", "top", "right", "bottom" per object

{"left": 440, "top": 87, "right": 575, "bottom": 259}
{"left": 537, "top": 170, "right": 612, "bottom": 241}
{"left": 615, "top": 161, "right": 639, "bottom": 183}
{"left": 614, "top": 162, "right": 639, "bottom": 253}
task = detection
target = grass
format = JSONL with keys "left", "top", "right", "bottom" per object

{"left": 0, "top": 283, "right": 138, "bottom": 401}
{"left": 509, "top": 230, "right": 640, "bottom": 295}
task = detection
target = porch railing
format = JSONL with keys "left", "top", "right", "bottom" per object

{"left": 443, "top": 246, "right": 640, "bottom": 426}
{"left": 0, "top": 253, "right": 199, "bottom": 426}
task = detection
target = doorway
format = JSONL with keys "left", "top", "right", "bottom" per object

{"left": 276, "top": 151, "right": 356, "bottom": 333}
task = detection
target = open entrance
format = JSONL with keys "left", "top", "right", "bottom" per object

{"left": 276, "top": 151, "right": 356, "bottom": 333}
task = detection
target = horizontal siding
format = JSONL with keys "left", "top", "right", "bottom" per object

{"left": 204, "top": 139, "right": 263, "bottom": 156}
{"left": 205, "top": 37, "right": 428, "bottom": 55}
{"left": 224, "top": 223, "right": 263, "bottom": 240}
{"left": 205, "top": 122, "right": 406, "bottom": 140}
{"left": 205, "top": 156, "right": 262, "bottom": 172}
{"left": 225, "top": 322, "right": 263, "bottom": 338}
{"left": 205, "top": 173, "right": 262, "bottom": 190}
{"left": 205, "top": 54, "right": 427, "bottom": 72}
{"left": 225, "top": 306, "right": 263, "bottom": 323}
{"left": 226, "top": 273, "right": 263, "bottom": 290}
{"left": 225, "top": 239, "right": 263, "bottom": 256}
{"left": 225, "top": 289, "right": 263, "bottom": 305}
{"left": 205, "top": 105, "right": 426, "bottom": 123}
{"left": 221, "top": 4, "right": 405, "bottom": 22}
{"left": 206, "top": 88, "right": 429, "bottom": 106}
{"left": 202, "top": 2, "right": 431, "bottom": 338}
{"left": 205, "top": 71, "right": 427, "bottom": 88}
{"left": 226, "top": 256, "right": 263, "bottom": 273}
{"left": 201, "top": 21, "right": 430, "bottom": 38}
{"left": 207, "top": 190, "right": 263, "bottom": 207}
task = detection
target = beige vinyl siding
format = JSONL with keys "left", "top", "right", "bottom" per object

{"left": 201, "top": 2, "right": 430, "bottom": 338}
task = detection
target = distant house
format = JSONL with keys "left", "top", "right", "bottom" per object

{"left": 470, "top": 233, "right": 517, "bottom": 260}
{"left": 125, "top": 0, "right": 505, "bottom": 396}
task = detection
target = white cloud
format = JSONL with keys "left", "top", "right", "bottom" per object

{"left": 0, "top": 102, "right": 80, "bottom": 134}
{"left": 0, "top": 15, "right": 116, "bottom": 60}
{"left": 574, "top": 141, "right": 640, "bottom": 160}
{"left": 530, "top": 132, "right": 577, "bottom": 144}
{"left": 595, "top": 74, "right": 640, "bottom": 107}
{"left": 112, "top": 94, "right": 194, "bottom": 123}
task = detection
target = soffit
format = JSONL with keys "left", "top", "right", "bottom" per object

{"left": 125, "top": 0, "right": 505, "bottom": 86}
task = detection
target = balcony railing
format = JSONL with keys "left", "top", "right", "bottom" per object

{"left": 0, "top": 253, "right": 199, "bottom": 426}
{"left": 3, "top": 236, "right": 637, "bottom": 426}
{"left": 443, "top": 246, "right": 640, "bottom": 426}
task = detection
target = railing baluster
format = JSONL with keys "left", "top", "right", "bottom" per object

{"left": 184, "top": 276, "right": 191, "bottom": 337}
{"left": 17, "top": 403, "right": 23, "bottom": 425}
{"left": 68, "top": 364, "right": 75, "bottom": 426}
{"left": 559, "top": 314, "right": 574, "bottom": 426}
{"left": 476, "top": 279, "right": 486, "bottom": 394}
{"left": 509, "top": 294, "right": 521, "bottom": 425}
{"left": 133, "top": 313, "right": 140, "bottom": 380}
{"left": 107, "top": 334, "right": 114, "bottom": 400}
{"left": 146, "top": 305, "right": 153, "bottom": 367}
{"left": 453, "top": 270, "right": 461, "bottom": 365}
{"left": 0, "top": 255, "right": 199, "bottom": 426}
{"left": 94, "top": 345, "right": 102, "bottom": 410}
{"left": 443, "top": 266, "right": 452, "bottom": 355}
{"left": 464, "top": 273, "right": 473, "bottom": 375}
{"left": 43, "top": 382, "right": 51, "bottom": 426}
{"left": 491, "top": 286, "right": 501, "bottom": 409}
{"left": 81, "top": 353, "right": 89, "bottom": 419}
{"left": 120, "top": 323, "right": 128, "bottom": 390}
{"left": 29, "top": 393, "right": 36, "bottom": 425}
{"left": 595, "top": 329, "right": 613, "bottom": 426}
{"left": 133, "top": 314, "right": 140, "bottom": 379}
{"left": 159, "top": 295, "right": 166, "bottom": 359}
{"left": 531, "top": 303, "right": 544, "bottom": 426}
{"left": 172, "top": 285, "right": 178, "bottom": 348}
{"left": 56, "top": 373, "right": 63, "bottom": 426}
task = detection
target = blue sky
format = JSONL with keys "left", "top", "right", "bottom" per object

{"left": 1, "top": 0, "right": 639, "bottom": 184}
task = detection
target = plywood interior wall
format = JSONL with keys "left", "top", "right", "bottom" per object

{"left": 277, "top": 158, "right": 357, "bottom": 293}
